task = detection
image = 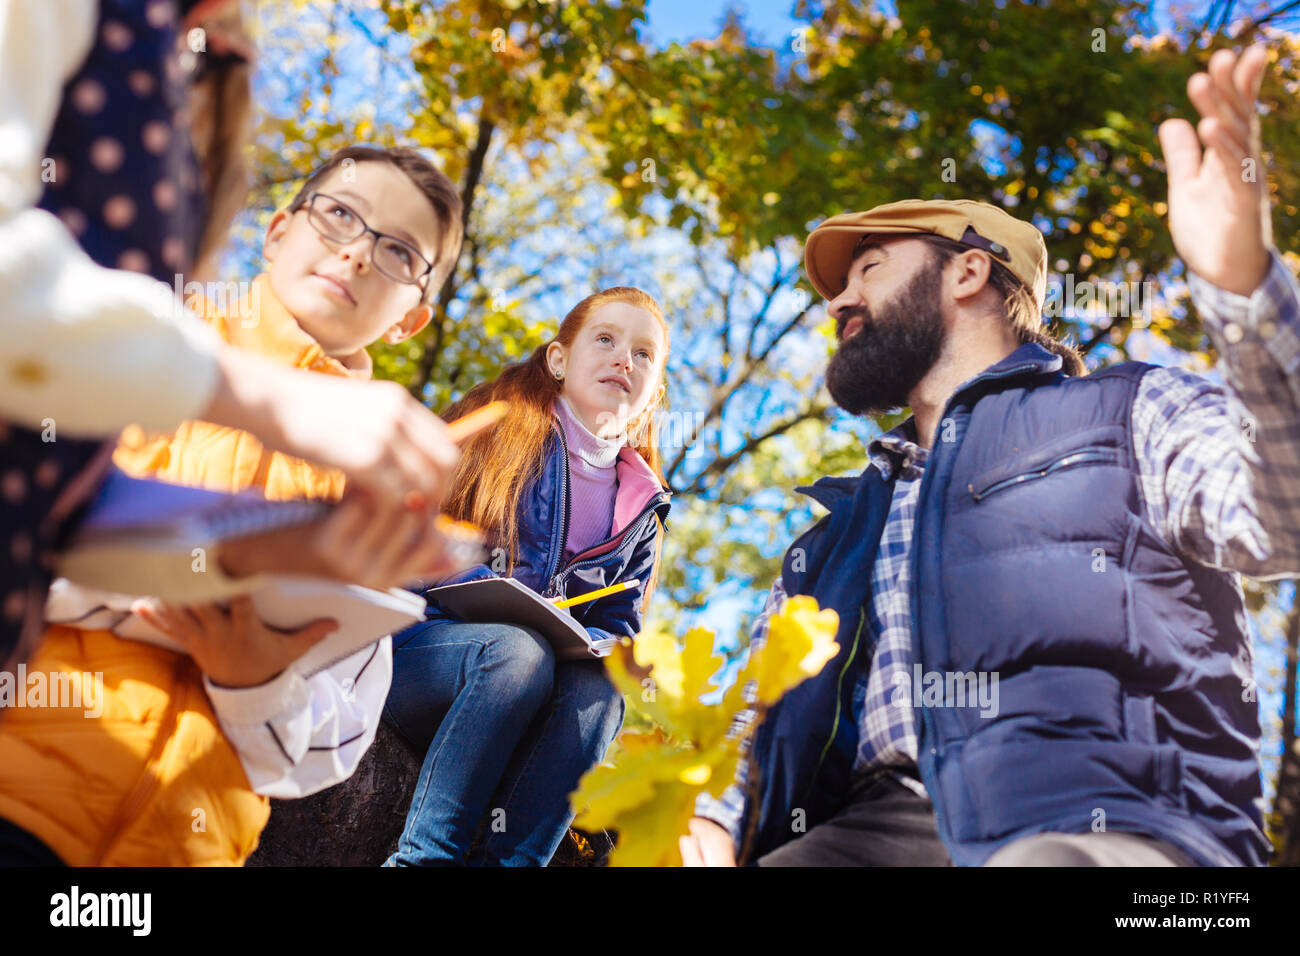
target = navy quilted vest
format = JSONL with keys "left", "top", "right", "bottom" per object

{"left": 746, "top": 343, "right": 1269, "bottom": 867}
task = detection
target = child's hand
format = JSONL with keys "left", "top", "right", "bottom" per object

{"left": 218, "top": 490, "right": 476, "bottom": 590}
{"left": 131, "top": 595, "right": 338, "bottom": 689}
{"left": 272, "top": 373, "right": 459, "bottom": 509}
{"left": 204, "top": 351, "right": 459, "bottom": 511}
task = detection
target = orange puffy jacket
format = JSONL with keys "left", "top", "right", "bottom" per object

{"left": 0, "top": 275, "right": 363, "bottom": 865}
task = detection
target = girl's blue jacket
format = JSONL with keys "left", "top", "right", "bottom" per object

{"left": 418, "top": 415, "right": 671, "bottom": 646}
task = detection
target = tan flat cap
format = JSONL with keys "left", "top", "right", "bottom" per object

{"left": 804, "top": 198, "right": 1049, "bottom": 313}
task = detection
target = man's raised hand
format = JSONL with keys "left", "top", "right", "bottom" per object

{"left": 1157, "top": 45, "right": 1272, "bottom": 297}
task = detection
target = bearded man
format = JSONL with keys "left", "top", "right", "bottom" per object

{"left": 685, "top": 46, "right": 1299, "bottom": 867}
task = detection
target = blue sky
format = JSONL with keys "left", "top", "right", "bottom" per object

{"left": 641, "top": 0, "right": 802, "bottom": 47}
{"left": 639, "top": 0, "right": 1294, "bottom": 48}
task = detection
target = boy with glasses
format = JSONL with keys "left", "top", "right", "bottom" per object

{"left": 255, "top": 146, "right": 461, "bottom": 367}
{"left": 0, "top": 145, "right": 469, "bottom": 866}
{"left": 0, "top": 3, "right": 464, "bottom": 678}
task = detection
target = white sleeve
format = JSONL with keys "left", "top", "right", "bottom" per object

{"left": 202, "top": 638, "right": 393, "bottom": 798}
{"left": 0, "top": 0, "right": 223, "bottom": 438}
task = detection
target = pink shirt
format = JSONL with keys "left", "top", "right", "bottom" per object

{"left": 554, "top": 396, "right": 621, "bottom": 561}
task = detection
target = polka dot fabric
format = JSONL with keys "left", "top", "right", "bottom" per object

{"left": 37, "top": 0, "right": 205, "bottom": 285}
{"left": 3, "top": 0, "right": 205, "bottom": 666}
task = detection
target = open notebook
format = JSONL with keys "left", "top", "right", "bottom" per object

{"left": 425, "top": 577, "right": 617, "bottom": 661}
{"left": 45, "top": 576, "right": 427, "bottom": 678}
{"left": 55, "top": 467, "right": 483, "bottom": 604}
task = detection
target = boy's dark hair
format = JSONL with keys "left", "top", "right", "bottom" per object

{"left": 288, "top": 145, "right": 464, "bottom": 303}
{"left": 918, "top": 234, "right": 1086, "bottom": 377}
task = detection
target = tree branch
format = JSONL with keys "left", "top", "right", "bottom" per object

{"left": 1239, "top": 0, "right": 1300, "bottom": 35}
{"left": 674, "top": 404, "right": 829, "bottom": 497}
{"left": 664, "top": 298, "right": 812, "bottom": 484}
{"left": 744, "top": 261, "right": 798, "bottom": 363}
{"left": 411, "top": 113, "right": 495, "bottom": 399}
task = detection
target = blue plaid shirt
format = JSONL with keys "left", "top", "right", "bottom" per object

{"left": 696, "top": 252, "right": 1300, "bottom": 845}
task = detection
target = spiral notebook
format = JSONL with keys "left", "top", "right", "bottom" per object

{"left": 55, "top": 468, "right": 483, "bottom": 603}
{"left": 54, "top": 468, "right": 328, "bottom": 601}
{"left": 425, "top": 577, "right": 617, "bottom": 660}
{"left": 74, "top": 467, "right": 330, "bottom": 539}
{"left": 45, "top": 576, "right": 427, "bottom": 678}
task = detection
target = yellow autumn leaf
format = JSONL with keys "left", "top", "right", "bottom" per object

{"left": 574, "top": 745, "right": 709, "bottom": 828}
{"left": 677, "top": 627, "right": 732, "bottom": 743}
{"left": 604, "top": 639, "right": 679, "bottom": 731}
{"left": 678, "top": 763, "right": 711, "bottom": 786}
{"left": 616, "top": 729, "right": 669, "bottom": 754}
{"left": 603, "top": 779, "right": 700, "bottom": 867}
{"left": 633, "top": 631, "right": 685, "bottom": 702}
{"left": 679, "top": 626, "right": 723, "bottom": 701}
{"left": 742, "top": 595, "right": 840, "bottom": 706}
{"left": 570, "top": 746, "right": 678, "bottom": 831}
{"left": 697, "top": 741, "right": 743, "bottom": 801}
{"left": 574, "top": 598, "right": 838, "bottom": 865}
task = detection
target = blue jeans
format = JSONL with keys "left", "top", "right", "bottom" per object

{"left": 382, "top": 619, "right": 625, "bottom": 866}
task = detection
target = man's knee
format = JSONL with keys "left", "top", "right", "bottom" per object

{"left": 985, "top": 831, "right": 1192, "bottom": 867}
{"left": 986, "top": 833, "right": 1100, "bottom": 866}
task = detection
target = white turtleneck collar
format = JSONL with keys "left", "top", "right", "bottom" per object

{"left": 555, "top": 395, "right": 623, "bottom": 470}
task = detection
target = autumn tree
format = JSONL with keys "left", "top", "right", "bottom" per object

{"left": 233, "top": 0, "right": 1300, "bottom": 858}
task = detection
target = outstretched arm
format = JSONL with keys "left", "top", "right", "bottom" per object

{"left": 1145, "top": 47, "right": 1300, "bottom": 577}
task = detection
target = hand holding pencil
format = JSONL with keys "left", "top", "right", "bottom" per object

{"left": 403, "top": 401, "right": 508, "bottom": 512}
{"left": 220, "top": 402, "right": 508, "bottom": 590}
{"left": 406, "top": 401, "right": 508, "bottom": 573}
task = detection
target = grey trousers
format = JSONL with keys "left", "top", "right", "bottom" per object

{"left": 985, "top": 830, "right": 1194, "bottom": 866}
{"left": 755, "top": 771, "right": 1194, "bottom": 867}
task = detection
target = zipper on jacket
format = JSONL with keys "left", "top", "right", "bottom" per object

{"left": 804, "top": 606, "right": 869, "bottom": 800}
{"left": 545, "top": 417, "right": 669, "bottom": 598}
{"left": 546, "top": 494, "right": 669, "bottom": 598}
{"left": 547, "top": 421, "right": 573, "bottom": 593}
{"left": 968, "top": 447, "right": 1118, "bottom": 502}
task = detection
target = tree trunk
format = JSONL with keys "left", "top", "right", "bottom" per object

{"left": 245, "top": 722, "right": 611, "bottom": 867}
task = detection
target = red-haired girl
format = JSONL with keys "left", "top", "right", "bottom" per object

{"left": 383, "top": 287, "right": 672, "bottom": 866}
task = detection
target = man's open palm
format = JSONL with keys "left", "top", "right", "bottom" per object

{"left": 1157, "top": 45, "right": 1272, "bottom": 297}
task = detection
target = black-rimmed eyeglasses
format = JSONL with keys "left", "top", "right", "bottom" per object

{"left": 298, "top": 191, "right": 434, "bottom": 289}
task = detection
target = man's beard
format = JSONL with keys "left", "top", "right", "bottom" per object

{"left": 824, "top": 257, "right": 947, "bottom": 418}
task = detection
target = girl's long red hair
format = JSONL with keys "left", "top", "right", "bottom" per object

{"left": 441, "top": 288, "right": 671, "bottom": 605}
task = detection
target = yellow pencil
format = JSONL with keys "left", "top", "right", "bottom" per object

{"left": 405, "top": 402, "right": 509, "bottom": 511}
{"left": 446, "top": 400, "right": 508, "bottom": 445}
{"left": 553, "top": 579, "right": 640, "bottom": 609}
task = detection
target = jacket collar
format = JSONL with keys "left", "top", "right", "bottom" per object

{"left": 547, "top": 415, "right": 670, "bottom": 540}
{"left": 216, "top": 274, "right": 372, "bottom": 380}
{"left": 946, "top": 341, "right": 1062, "bottom": 407}
{"left": 867, "top": 418, "right": 924, "bottom": 481}
{"left": 801, "top": 342, "right": 1063, "bottom": 507}
{"left": 612, "top": 447, "right": 669, "bottom": 535}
